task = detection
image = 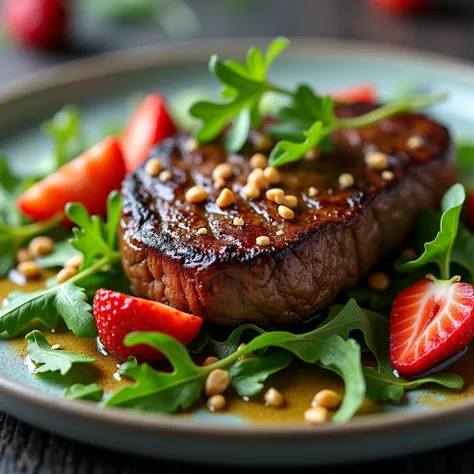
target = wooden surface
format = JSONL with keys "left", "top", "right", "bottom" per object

{"left": 2, "top": 0, "right": 474, "bottom": 472}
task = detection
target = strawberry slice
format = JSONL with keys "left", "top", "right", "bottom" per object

{"left": 390, "top": 278, "right": 474, "bottom": 377}
{"left": 121, "top": 93, "right": 177, "bottom": 174}
{"left": 93, "top": 289, "right": 203, "bottom": 363}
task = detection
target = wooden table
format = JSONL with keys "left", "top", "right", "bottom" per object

{"left": 2, "top": 0, "right": 474, "bottom": 472}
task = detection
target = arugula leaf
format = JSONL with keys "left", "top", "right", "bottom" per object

{"left": 36, "top": 240, "right": 81, "bottom": 269}
{"left": 106, "top": 334, "right": 206, "bottom": 412}
{"left": 190, "top": 37, "right": 289, "bottom": 151}
{"left": 26, "top": 330, "right": 95, "bottom": 375}
{"left": 229, "top": 349, "right": 293, "bottom": 397}
{"left": 364, "top": 358, "right": 463, "bottom": 402}
{"left": 456, "top": 140, "right": 474, "bottom": 189}
{"left": 62, "top": 383, "right": 103, "bottom": 401}
{"left": 401, "top": 183, "right": 466, "bottom": 279}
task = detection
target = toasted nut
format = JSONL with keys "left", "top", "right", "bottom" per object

{"left": 207, "top": 394, "right": 226, "bottom": 412}
{"left": 304, "top": 148, "right": 320, "bottom": 161}
{"left": 264, "top": 388, "right": 285, "bottom": 408}
{"left": 212, "top": 163, "right": 233, "bottom": 182}
{"left": 368, "top": 272, "right": 390, "bottom": 291}
{"left": 250, "top": 153, "right": 268, "bottom": 169}
{"left": 237, "top": 343, "right": 252, "bottom": 360}
{"left": 185, "top": 186, "right": 208, "bottom": 204}
{"left": 29, "top": 236, "right": 54, "bottom": 257}
{"left": 17, "top": 261, "right": 41, "bottom": 280}
{"left": 308, "top": 187, "right": 319, "bottom": 197}
{"left": 364, "top": 151, "right": 389, "bottom": 170}
{"left": 266, "top": 188, "right": 284, "bottom": 202}
{"left": 214, "top": 177, "right": 226, "bottom": 188}
{"left": 66, "top": 254, "right": 84, "bottom": 270}
{"left": 248, "top": 168, "right": 269, "bottom": 189}
{"left": 51, "top": 344, "right": 61, "bottom": 351}
{"left": 205, "top": 369, "right": 230, "bottom": 396}
{"left": 275, "top": 194, "right": 298, "bottom": 209}
{"left": 56, "top": 266, "right": 78, "bottom": 284}
{"left": 407, "top": 135, "right": 424, "bottom": 150}
{"left": 304, "top": 406, "right": 330, "bottom": 424}
{"left": 256, "top": 236, "right": 271, "bottom": 247}
{"left": 278, "top": 205, "right": 295, "bottom": 220}
{"left": 401, "top": 248, "right": 417, "bottom": 260}
{"left": 145, "top": 158, "right": 162, "bottom": 177}
{"left": 197, "top": 228, "right": 208, "bottom": 235}
{"left": 276, "top": 230, "right": 284, "bottom": 236}
{"left": 253, "top": 133, "right": 273, "bottom": 152}
{"left": 263, "top": 167, "right": 280, "bottom": 185}
{"left": 312, "top": 389, "right": 342, "bottom": 409}
{"left": 184, "top": 138, "right": 199, "bottom": 153}
{"left": 159, "top": 170, "right": 173, "bottom": 182}
{"left": 203, "top": 356, "right": 219, "bottom": 367}
{"left": 243, "top": 184, "right": 261, "bottom": 199}
{"left": 16, "top": 248, "right": 33, "bottom": 263}
{"left": 381, "top": 170, "right": 394, "bottom": 181}
{"left": 233, "top": 217, "right": 244, "bottom": 226}
{"left": 216, "top": 188, "right": 235, "bottom": 208}
{"left": 338, "top": 173, "right": 354, "bottom": 188}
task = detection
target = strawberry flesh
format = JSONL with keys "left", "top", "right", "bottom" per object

{"left": 390, "top": 278, "right": 474, "bottom": 377}
{"left": 93, "top": 289, "right": 203, "bottom": 363}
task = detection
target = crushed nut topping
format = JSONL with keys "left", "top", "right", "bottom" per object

{"left": 364, "top": 151, "right": 389, "bottom": 170}
{"left": 338, "top": 173, "right": 354, "bottom": 188}
{"left": 159, "top": 170, "right": 173, "bottom": 182}
{"left": 249, "top": 153, "right": 268, "bottom": 170}
{"left": 256, "top": 236, "right": 271, "bottom": 247}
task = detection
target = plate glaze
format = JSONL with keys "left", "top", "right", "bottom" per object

{"left": 2, "top": 38, "right": 474, "bottom": 466}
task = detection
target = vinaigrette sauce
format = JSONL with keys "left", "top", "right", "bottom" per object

{"left": 3, "top": 275, "right": 473, "bottom": 423}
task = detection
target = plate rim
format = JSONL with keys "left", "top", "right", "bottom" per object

{"left": 2, "top": 36, "right": 474, "bottom": 440}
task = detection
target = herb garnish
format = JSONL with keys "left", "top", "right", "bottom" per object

{"left": 62, "top": 383, "right": 103, "bottom": 401}
{"left": 26, "top": 330, "right": 95, "bottom": 375}
{"left": 190, "top": 37, "right": 446, "bottom": 167}
{"left": 0, "top": 192, "right": 122, "bottom": 338}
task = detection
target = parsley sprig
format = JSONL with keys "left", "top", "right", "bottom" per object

{"left": 190, "top": 37, "right": 447, "bottom": 167}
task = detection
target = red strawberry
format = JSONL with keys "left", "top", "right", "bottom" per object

{"left": 368, "top": 0, "right": 432, "bottom": 16}
{"left": 93, "top": 289, "right": 203, "bottom": 363}
{"left": 2, "top": 0, "right": 68, "bottom": 50}
{"left": 390, "top": 278, "right": 474, "bottom": 377}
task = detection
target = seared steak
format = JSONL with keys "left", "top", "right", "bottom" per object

{"left": 120, "top": 103, "right": 456, "bottom": 326}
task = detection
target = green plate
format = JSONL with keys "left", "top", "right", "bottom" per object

{"left": 2, "top": 38, "right": 474, "bottom": 466}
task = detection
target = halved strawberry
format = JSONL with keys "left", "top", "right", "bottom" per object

{"left": 390, "top": 278, "right": 474, "bottom": 377}
{"left": 93, "top": 289, "right": 203, "bottom": 363}
{"left": 121, "top": 93, "right": 177, "bottom": 174}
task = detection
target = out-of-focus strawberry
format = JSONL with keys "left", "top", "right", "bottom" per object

{"left": 2, "top": 0, "right": 68, "bottom": 49}
{"left": 368, "top": 0, "right": 433, "bottom": 15}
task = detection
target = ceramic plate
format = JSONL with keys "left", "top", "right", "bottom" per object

{"left": 2, "top": 38, "right": 474, "bottom": 467}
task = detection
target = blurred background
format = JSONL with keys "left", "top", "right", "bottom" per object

{"left": 0, "top": 0, "right": 474, "bottom": 86}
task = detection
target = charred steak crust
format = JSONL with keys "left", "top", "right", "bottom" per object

{"left": 120, "top": 103, "right": 457, "bottom": 326}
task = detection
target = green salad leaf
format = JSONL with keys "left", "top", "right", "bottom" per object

{"left": 36, "top": 239, "right": 81, "bottom": 269}
{"left": 62, "top": 383, "right": 103, "bottom": 401}
{"left": 456, "top": 140, "right": 474, "bottom": 189}
{"left": 401, "top": 183, "right": 465, "bottom": 279}
{"left": 26, "top": 330, "right": 95, "bottom": 375}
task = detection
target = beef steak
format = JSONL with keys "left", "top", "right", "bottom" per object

{"left": 120, "top": 103, "right": 456, "bottom": 326}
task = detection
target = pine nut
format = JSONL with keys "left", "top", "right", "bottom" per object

{"left": 338, "top": 173, "right": 354, "bottom": 188}
{"left": 197, "top": 228, "right": 208, "bottom": 235}
{"left": 266, "top": 188, "right": 284, "bottom": 202}
{"left": 250, "top": 153, "right": 268, "bottom": 169}
{"left": 278, "top": 205, "right": 295, "bottom": 220}
{"left": 275, "top": 194, "right": 298, "bottom": 209}
{"left": 243, "top": 184, "right": 261, "bottom": 199}
{"left": 17, "top": 261, "right": 41, "bottom": 280}
{"left": 264, "top": 388, "right": 285, "bottom": 408}
{"left": 16, "top": 248, "right": 33, "bottom": 263}
{"left": 263, "top": 167, "right": 280, "bottom": 185}
{"left": 145, "top": 158, "right": 162, "bottom": 177}
{"left": 407, "top": 135, "right": 424, "bottom": 150}
{"left": 212, "top": 163, "right": 233, "bottom": 181}
{"left": 51, "top": 344, "right": 61, "bottom": 351}
{"left": 237, "top": 343, "right": 252, "bottom": 360}
{"left": 205, "top": 369, "right": 230, "bottom": 396}
{"left": 276, "top": 230, "right": 284, "bottom": 236}
{"left": 216, "top": 188, "right": 235, "bottom": 208}
{"left": 56, "top": 266, "right": 78, "bottom": 284}
{"left": 233, "top": 217, "right": 244, "bottom": 226}
{"left": 66, "top": 254, "right": 84, "bottom": 269}
{"left": 364, "top": 151, "right": 389, "bottom": 170}
{"left": 253, "top": 133, "right": 273, "bottom": 152}
{"left": 381, "top": 170, "right": 394, "bottom": 181}
{"left": 304, "top": 148, "right": 320, "bottom": 161}
{"left": 308, "top": 187, "right": 319, "bottom": 197}
{"left": 256, "top": 236, "right": 271, "bottom": 247}
{"left": 203, "top": 356, "right": 219, "bottom": 367}
{"left": 185, "top": 186, "right": 208, "bottom": 204}
{"left": 207, "top": 394, "right": 226, "bottom": 412}
{"left": 184, "top": 138, "right": 199, "bottom": 153}
{"left": 29, "top": 236, "right": 54, "bottom": 257}
{"left": 304, "top": 406, "right": 330, "bottom": 424}
{"left": 159, "top": 170, "right": 173, "bottom": 182}
{"left": 312, "top": 389, "right": 342, "bottom": 409}
{"left": 368, "top": 272, "right": 390, "bottom": 291}
{"left": 248, "top": 169, "right": 269, "bottom": 189}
